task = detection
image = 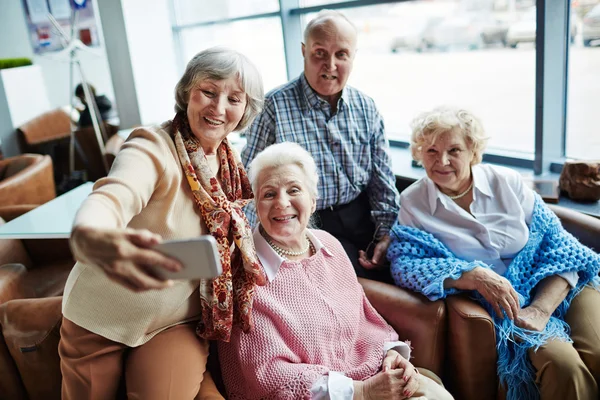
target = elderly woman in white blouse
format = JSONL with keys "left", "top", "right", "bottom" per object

{"left": 387, "top": 106, "right": 600, "bottom": 400}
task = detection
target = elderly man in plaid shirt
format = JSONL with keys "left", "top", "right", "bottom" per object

{"left": 242, "top": 9, "right": 400, "bottom": 281}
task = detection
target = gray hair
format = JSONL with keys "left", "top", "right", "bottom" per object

{"left": 174, "top": 47, "right": 264, "bottom": 132}
{"left": 303, "top": 9, "right": 357, "bottom": 43}
{"left": 248, "top": 142, "right": 319, "bottom": 200}
{"left": 410, "top": 106, "right": 489, "bottom": 166}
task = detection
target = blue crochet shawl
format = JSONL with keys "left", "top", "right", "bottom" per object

{"left": 387, "top": 195, "right": 600, "bottom": 400}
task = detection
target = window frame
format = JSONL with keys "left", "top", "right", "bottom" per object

{"left": 170, "top": 0, "right": 574, "bottom": 176}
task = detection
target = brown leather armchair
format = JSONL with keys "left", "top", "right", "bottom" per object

{"left": 445, "top": 204, "right": 600, "bottom": 400}
{"left": 0, "top": 214, "right": 74, "bottom": 399}
{"left": 17, "top": 109, "right": 72, "bottom": 182}
{"left": 0, "top": 269, "right": 446, "bottom": 399}
{"left": 0, "top": 154, "right": 56, "bottom": 221}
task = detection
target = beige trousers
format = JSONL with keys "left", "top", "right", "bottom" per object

{"left": 528, "top": 286, "right": 600, "bottom": 400}
{"left": 59, "top": 317, "right": 210, "bottom": 400}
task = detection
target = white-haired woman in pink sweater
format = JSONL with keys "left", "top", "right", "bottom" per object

{"left": 218, "top": 142, "right": 453, "bottom": 400}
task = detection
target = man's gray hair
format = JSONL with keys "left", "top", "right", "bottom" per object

{"left": 248, "top": 142, "right": 319, "bottom": 200}
{"left": 174, "top": 46, "right": 264, "bottom": 132}
{"left": 303, "top": 9, "right": 357, "bottom": 43}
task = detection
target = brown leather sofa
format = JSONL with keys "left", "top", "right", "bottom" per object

{"left": 0, "top": 214, "right": 74, "bottom": 400}
{"left": 0, "top": 255, "right": 446, "bottom": 399}
{"left": 0, "top": 154, "right": 56, "bottom": 206}
{"left": 17, "top": 109, "right": 72, "bottom": 183}
{"left": 444, "top": 204, "right": 600, "bottom": 400}
{"left": 0, "top": 154, "right": 56, "bottom": 221}
{"left": 16, "top": 108, "right": 122, "bottom": 184}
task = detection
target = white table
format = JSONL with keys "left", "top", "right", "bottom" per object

{"left": 0, "top": 182, "right": 93, "bottom": 239}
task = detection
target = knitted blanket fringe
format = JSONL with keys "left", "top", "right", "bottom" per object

{"left": 388, "top": 195, "right": 600, "bottom": 400}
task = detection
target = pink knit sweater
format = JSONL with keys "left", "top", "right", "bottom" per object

{"left": 218, "top": 230, "right": 399, "bottom": 399}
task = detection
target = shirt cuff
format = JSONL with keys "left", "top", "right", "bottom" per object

{"left": 558, "top": 271, "right": 579, "bottom": 288}
{"left": 310, "top": 371, "right": 354, "bottom": 400}
{"left": 382, "top": 340, "right": 411, "bottom": 361}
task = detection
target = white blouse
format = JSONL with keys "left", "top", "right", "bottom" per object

{"left": 398, "top": 164, "right": 578, "bottom": 287}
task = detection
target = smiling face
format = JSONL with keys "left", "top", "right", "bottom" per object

{"left": 186, "top": 76, "right": 247, "bottom": 154}
{"left": 421, "top": 128, "right": 475, "bottom": 195}
{"left": 256, "top": 164, "right": 317, "bottom": 250}
{"left": 302, "top": 18, "right": 356, "bottom": 106}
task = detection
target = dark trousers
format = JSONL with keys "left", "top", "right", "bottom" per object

{"left": 315, "top": 192, "right": 393, "bottom": 284}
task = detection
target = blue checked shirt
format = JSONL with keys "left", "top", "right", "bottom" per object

{"left": 241, "top": 74, "right": 400, "bottom": 237}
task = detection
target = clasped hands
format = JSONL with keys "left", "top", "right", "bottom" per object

{"left": 355, "top": 350, "right": 419, "bottom": 400}
{"left": 463, "top": 267, "right": 551, "bottom": 332}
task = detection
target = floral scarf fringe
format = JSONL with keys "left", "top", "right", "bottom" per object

{"left": 171, "top": 112, "right": 266, "bottom": 342}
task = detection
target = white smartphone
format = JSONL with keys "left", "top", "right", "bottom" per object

{"left": 152, "top": 236, "right": 222, "bottom": 280}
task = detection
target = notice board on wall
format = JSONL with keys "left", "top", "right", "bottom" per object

{"left": 21, "top": 0, "right": 100, "bottom": 54}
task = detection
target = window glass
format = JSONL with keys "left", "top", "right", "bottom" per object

{"left": 178, "top": 18, "right": 287, "bottom": 94}
{"left": 302, "top": 1, "right": 536, "bottom": 155}
{"left": 567, "top": 1, "right": 600, "bottom": 159}
{"left": 173, "top": 0, "right": 279, "bottom": 25}
{"left": 299, "top": 0, "right": 348, "bottom": 7}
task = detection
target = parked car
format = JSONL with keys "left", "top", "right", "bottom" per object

{"left": 426, "top": 13, "right": 508, "bottom": 51}
{"left": 583, "top": 4, "right": 600, "bottom": 47}
{"left": 506, "top": 7, "right": 577, "bottom": 48}
{"left": 390, "top": 16, "right": 443, "bottom": 52}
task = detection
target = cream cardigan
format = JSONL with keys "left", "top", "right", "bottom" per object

{"left": 62, "top": 122, "right": 221, "bottom": 347}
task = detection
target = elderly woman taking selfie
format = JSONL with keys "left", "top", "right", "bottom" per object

{"left": 388, "top": 106, "right": 600, "bottom": 400}
{"left": 59, "top": 47, "right": 266, "bottom": 399}
{"left": 218, "top": 142, "right": 453, "bottom": 400}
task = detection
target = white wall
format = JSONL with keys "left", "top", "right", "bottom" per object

{"left": 0, "top": 1, "right": 115, "bottom": 110}
{"left": 121, "top": 0, "right": 179, "bottom": 125}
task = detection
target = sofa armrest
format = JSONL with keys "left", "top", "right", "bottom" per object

{"left": 445, "top": 294, "right": 498, "bottom": 400}
{"left": 359, "top": 278, "right": 446, "bottom": 377}
{"left": 0, "top": 296, "right": 63, "bottom": 400}
{"left": 0, "top": 264, "right": 32, "bottom": 305}
{"left": 548, "top": 204, "right": 600, "bottom": 251}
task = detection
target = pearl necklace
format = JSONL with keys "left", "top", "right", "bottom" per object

{"left": 447, "top": 180, "right": 474, "bottom": 200}
{"left": 263, "top": 232, "right": 312, "bottom": 258}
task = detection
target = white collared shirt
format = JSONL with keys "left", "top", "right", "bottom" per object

{"left": 252, "top": 227, "right": 411, "bottom": 399}
{"left": 398, "top": 164, "right": 578, "bottom": 287}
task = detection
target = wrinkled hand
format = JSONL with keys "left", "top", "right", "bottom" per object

{"left": 466, "top": 267, "right": 520, "bottom": 320}
{"left": 360, "top": 368, "right": 419, "bottom": 400}
{"left": 381, "top": 349, "right": 420, "bottom": 398}
{"left": 358, "top": 235, "right": 391, "bottom": 270}
{"left": 71, "top": 226, "right": 182, "bottom": 292}
{"left": 515, "top": 305, "right": 551, "bottom": 332}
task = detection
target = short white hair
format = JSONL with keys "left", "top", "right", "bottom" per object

{"left": 303, "top": 9, "right": 357, "bottom": 43}
{"left": 410, "top": 106, "right": 489, "bottom": 166}
{"left": 248, "top": 142, "right": 319, "bottom": 200}
{"left": 174, "top": 46, "right": 264, "bottom": 132}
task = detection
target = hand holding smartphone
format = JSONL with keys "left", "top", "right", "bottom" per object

{"left": 151, "top": 235, "right": 222, "bottom": 280}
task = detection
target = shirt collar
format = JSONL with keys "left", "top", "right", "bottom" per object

{"left": 299, "top": 73, "right": 348, "bottom": 114}
{"left": 425, "top": 166, "right": 490, "bottom": 214}
{"left": 252, "top": 226, "right": 330, "bottom": 283}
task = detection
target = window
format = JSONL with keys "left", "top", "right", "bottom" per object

{"left": 173, "top": 0, "right": 279, "bottom": 25}
{"left": 299, "top": 0, "right": 348, "bottom": 8}
{"left": 170, "top": 0, "right": 599, "bottom": 174}
{"left": 567, "top": 1, "right": 600, "bottom": 159}
{"left": 303, "top": 1, "right": 536, "bottom": 155}
{"left": 178, "top": 17, "right": 287, "bottom": 93}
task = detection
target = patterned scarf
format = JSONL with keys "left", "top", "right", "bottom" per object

{"left": 171, "top": 112, "right": 266, "bottom": 342}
